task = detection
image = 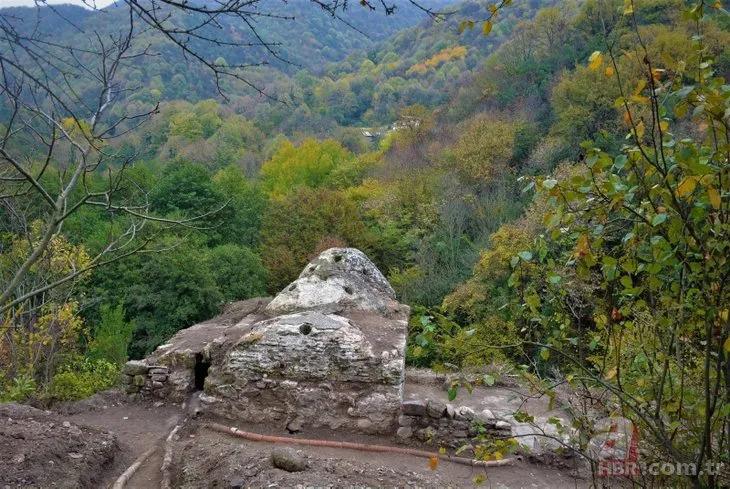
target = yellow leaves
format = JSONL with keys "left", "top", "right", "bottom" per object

{"left": 429, "top": 456, "right": 439, "bottom": 471}
{"left": 659, "top": 120, "right": 670, "bottom": 132}
{"left": 575, "top": 234, "right": 590, "bottom": 258}
{"left": 458, "top": 20, "right": 475, "bottom": 34}
{"left": 713, "top": 0, "right": 722, "bottom": 8}
{"left": 633, "top": 80, "right": 646, "bottom": 95}
{"left": 676, "top": 176, "right": 698, "bottom": 198}
{"left": 605, "top": 66, "right": 615, "bottom": 78}
{"left": 708, "top": 187, "right": 721, "bottom": 209}
{"left": 488, "top": 3, "right": 499, "bottom": 15}
{"left": 407, "top": 46, "right": 468, "bottom": 75}
{"left": 482, "top": 20, "right": 493, "bottom": 36}
{"left": 724, "top": 337, "right": 730, "bottom": 354}
{"left": 10, "top": 301, "right": 87, "bottom": 379}
{"left": 632, "top": 79, "right": 647, "bottom": 103}
{"left": 605, "top": 367, "right": 617, "bottom": 380}
{"left": 61, "top": 117, "right": 93, "bottom": 140}
{"left": 623, "top": 0, "right": 634, "bottom": 15}
{"left": 635, "top": 121, "right": 646, "bottom": 139}
{"left": 623, "top": 110, "right": 633, "bottom": 126}
{"left": 588, "top": 51, "right": 603, "bottom": 71}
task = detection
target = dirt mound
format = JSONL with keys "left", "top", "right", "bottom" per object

{"left": 0, "top": 403, "right": 120, "bottom": 489}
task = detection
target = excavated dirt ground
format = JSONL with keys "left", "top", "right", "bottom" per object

{"left": 173, "top": 422, "right": 588, "bottom": 488}
{"left": 0, "top": 402, "right": 120, "bottom": 489}
{"left": 1, "top": 378, "right": 590, "bottom": 488}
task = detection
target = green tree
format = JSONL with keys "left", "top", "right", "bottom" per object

{"left": 550, "top": 63, "right": 624, "bottom": 152}
{"left": 514, "top": 9, "right": 730, "bottom": 486}
{"left": 259, "top": 138, "right": 353, "bottom": 196}
{"left": 447, "top": 116, "right": 515, "bottom": 186}
{"left": 212, "top": 166, "right": 268, "bottom": 247}
{"left": 259, "top": 187, "right": 375, "bottom": 291}
{"left": 207, "top": 244, "right": 268, "bottom": 302}
{"left": 149, "top": 159, "right": 227, "bottom": 232}
{"left": 87, "top": 304, "right": 135, "bottom": 366}
{"left": 125, "top": 244, "right": 222, "bottom": 356}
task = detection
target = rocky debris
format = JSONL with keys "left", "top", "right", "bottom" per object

{"left": 402, "top": 399, "right": 427, "bottom": 416}
{"left": 509, "top": 414, "right": 579, "bottom": 464}
{"left": 202, "top": 248, "right": 408, "bottom": 434}
{"left": 426, "top": 399, "right": 447, "bottom": 418}
{"left": 123, "top": 359, "right": 149, "bottom": 375}
{"left": 0, "top": 403, "right": 119, "bottom": 489}
{"left": 229, "top": 478, "right": 245, "bottom": 489}
{"left": 271, "top": 447, "right": 306, "bottom": 472}
{"left": 396, "top": 399, "right": 512, "bottom": 449}
{"left": 454, "top": 406, "right": 474, "bottom": 421}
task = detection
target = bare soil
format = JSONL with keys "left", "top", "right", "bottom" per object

{"left": 65, "top": 393, "right": 183, "bottom": 488}
{"left": 174, "top": 419, "right": 589, "bottom": 489}
{"left": 1, "top": 377, "right": 589, "bottom": 488}
{"left": 0, "top": 402, "right": 119, "bottom": 489}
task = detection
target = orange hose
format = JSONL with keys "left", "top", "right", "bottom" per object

{"left": 203, "top": 422, "right": 514, "bottom": 468}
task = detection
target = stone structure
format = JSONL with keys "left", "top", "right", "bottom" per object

{"left": 396, "top": 399, "right": 511, "bottom": 448}
{"left": 127, "top": 248, "right": 409, "bottom": 434}
{"left": 121, "top": 360, "right": 170, "bottom": 397}
{"left": 205, "top": 248, "right": 409, "bottom": 433}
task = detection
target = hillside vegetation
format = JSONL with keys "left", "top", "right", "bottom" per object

{"left": 2, "top": 0, "right": 730, "bottom": 486}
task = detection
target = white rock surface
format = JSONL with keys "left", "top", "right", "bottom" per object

{"left": 265, "top": 248, "right": 396, "bottom": 315}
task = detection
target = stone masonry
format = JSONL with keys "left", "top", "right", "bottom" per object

{"left": 203, "top": 248, "right": 409, "bottom": 434}
{"left": 127, "top": 248, "right": 409, "bottom": 435}
{"left": 396, "top": 399, "right": 512, "bottom": 448}
{"left": 121, "top": 359, "right": 170, "bottom": 398}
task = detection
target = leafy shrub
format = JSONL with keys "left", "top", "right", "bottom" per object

{"left": 0, "top": 373, "right": 37, "bottom": 402}
{"left": 441, "top": 316, "right": 518, "bottom": 367}
{"left": 51, "top": 358, "right": 119, "bottom": 401}
{"left": 406, "top": 307, "right": 459, "bottom": 368}
{"left": 87, "top": 304, "right": 135, "bottom": 366}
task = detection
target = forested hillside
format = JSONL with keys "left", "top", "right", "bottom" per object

{"left": 0, "top": 0, "right": 454, "bottom": 107}
{"left": 2, "top": 0, "right": 730, "bottom": 485}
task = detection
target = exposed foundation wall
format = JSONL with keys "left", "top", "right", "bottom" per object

{"left": 397, "top": 399, "right": 512, "bottom": 448}
{"left": 122, "top": 360, "right": 171, "bottom": 399}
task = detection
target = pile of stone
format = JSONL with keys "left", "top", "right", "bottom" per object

{"left": 397, "top": 399, "right": 512, "bottom": 448}
{"left": 122, "top": 359, "right": 170, "bottom": 398}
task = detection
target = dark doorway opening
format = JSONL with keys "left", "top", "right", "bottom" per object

{"left": 194, "top": 353, "right": 210, "bottom": 391}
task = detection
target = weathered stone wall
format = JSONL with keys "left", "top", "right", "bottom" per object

{"left": 126, "top": 250, "right": 408, "bottom": 434}
{"left": 202, "top": 248, "right": 408, "bottom": 434}
{"left": 121, "top": 360, "right": 170, "bottom": 399}
{"left": 397, "top": 399, "right": 511, "bottom": 448}
{"left": 127, "top": 298, "right": 272, "bottom": 403}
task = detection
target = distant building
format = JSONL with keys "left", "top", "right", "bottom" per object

{"left": 391, "top": 116, "right": 421, "bottom": 131}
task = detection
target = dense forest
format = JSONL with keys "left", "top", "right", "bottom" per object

{"left": 2, "top": 0, "right": 730, "bottom": 486}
